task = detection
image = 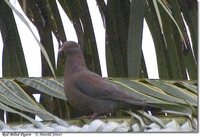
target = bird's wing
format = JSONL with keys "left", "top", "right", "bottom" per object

{"left": 75, "top": 70, "right": 145, "bottom": 105}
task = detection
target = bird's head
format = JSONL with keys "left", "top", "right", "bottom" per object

{"left": 58, "top": 41, "right": 87, "bottom": 68}
{"left": 59, "top": 41, "right": 81, "bottom": 55}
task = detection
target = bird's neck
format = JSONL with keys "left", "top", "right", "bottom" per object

{"left": 65, "top": 52, "right": 87, "bottom": 73}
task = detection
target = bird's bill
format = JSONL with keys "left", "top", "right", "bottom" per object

{"left": 58, "top": 46, "right": 64, "bottom": 53}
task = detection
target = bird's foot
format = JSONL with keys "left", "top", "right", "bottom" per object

{"left": 88, "top": 113, "right": 98, "bottom": 119}
{"left": 80, "top": 113, "right": 98, "bottom": 120}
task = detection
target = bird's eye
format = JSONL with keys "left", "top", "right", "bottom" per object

{"left": 58, "top": 50, "right": 64, "bottom": 56}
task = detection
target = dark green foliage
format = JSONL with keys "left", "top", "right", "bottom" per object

{"left": 0, "top": 0, "right": 197, "bottom": 123}
{"left": 0, "top": 0, "right": 28, "bottom": 77}
{"left": 1, "top": 0, "right": 197, "bottom": 79}
{"left": 127, "top": 0, "right": 146, "bottom": 78}
{"left": 0, "top": 78, "right": 197, "bottom": 121}
{"left": 0, "top": 0, "right": 29, "bottom": 123}
{"left": 58, "top": 0, "right": 102, "bottom": 75}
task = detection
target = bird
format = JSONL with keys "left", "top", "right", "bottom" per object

{"left": 59, "top": 41, "right": 158, "bottom": 119}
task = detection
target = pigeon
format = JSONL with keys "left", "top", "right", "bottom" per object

{"left": 59, "top": 41, "right": 158, "bottom": 119}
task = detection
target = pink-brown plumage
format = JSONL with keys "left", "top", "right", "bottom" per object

{"left": 59, "top": 41, "right": 156, "bottom": 118}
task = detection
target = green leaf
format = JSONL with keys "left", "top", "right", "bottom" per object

{"left": 140, "top": 111, "right": 166, "bottom": 128}
{"left": 0, "top": 79, "right": 69, "bottom": 126}
{"left": 0, "top": 94, "right": 32, "bottom": 113}
{"left": 16, "top": 77, "right": 66, "bottom": 101}
{"left": 179, "top": 81, "right": 197, "bottom": 94}
{"left": 145, "top": 0, "right": 170, "bottom": 79}
{"left": 2, "top": 79, "right": 39, "bottom": 106}
{"left": 152, "top": 0, "right": 163, "bottom": 33}
{"left": 0, "top": 102, "right": 44, "bottom": 128}
{"left": 105, "top": 0, "right": 129, "bottom": 77}
{"left": 3, "top": 0, "right": 56, "bottom": 78}
{"left": 145, "top": 80, "right": 197, "bottom": 106}
{"left": 0, "top": 0, "right": 28, "bottom": 77}
{"left": 111, "top": 79, "right": 168, "bottom": 104}
{"left": 124, "top": 110, "right": 146, "bottom": 127}
{"left": 0, "top": 80, "right": 52, "bottom": 120}
{"left": 127, "top": 0, "right": 146, "bottom": 78}
{"left": 115, "top": 79, "right": 187, "bottom": 105}
{"left": 156, "top": 0, "right": 188, "bottom": 50}
{"left": 158, "top": 4, "right": 185, "bottom": 79}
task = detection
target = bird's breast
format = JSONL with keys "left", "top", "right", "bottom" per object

{"left": 64, "top": 84, "right": 121, "bottom": 115}
{"left": 64, "top": 82, "right": 93, "bottom": 113}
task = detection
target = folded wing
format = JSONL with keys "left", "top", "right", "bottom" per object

{"left": 74, "top": 70, "right": 146, "bottom": 106}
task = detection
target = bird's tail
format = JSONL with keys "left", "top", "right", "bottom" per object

{"left": 145, "top": 103, "right": 162, "bottom": 112}
{"left": 125, "top": 99, "right": 162, "bottom": 112}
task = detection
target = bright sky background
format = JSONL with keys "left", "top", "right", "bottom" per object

{"left": 0, "top": 0, "right": 159, "bottom": 79}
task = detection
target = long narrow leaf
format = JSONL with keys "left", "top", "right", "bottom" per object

{"left": 127, "top": 0, "right": 146, "bottom": 78}
{"left": 179, "top": 82, "right": 197, "bottom": 94}
{"left": 115, "top": 79, "right": 187, "bottom": 105}
{"left": 153, "top": 0, "right": 163, "bottom": 33}
{"left": 0, "top": 80, "right": 69, "bottom": 126}
{"left": 0, "top": 81, "right": 52, "bottom": 120}
{"left": 145, "top": 0, "right": 170, "bottom": 79}
{"left": 0, "top": 94, "right": 34, "bottom": 114}
{"left": 140, "top": 111, "right": 166, "bottom": 128}
{"left": 0, "top": 0, "right": 28, "bottom": 77}
{"left": 3, "top": 0, "right": 56, "bottom": 78}
{"left": 16, "top": 78, "right": 66, "bottom": 100}
{"left": 157, "top": 0, "right": 187, "bottom": 50}
{"left": 0, "top": 102, "right": 44, "bottom": 128}
{"left": 2, "top": 79, "right": 39, "bottom": 106}
{"left": 144, "top": 80, "right": 197, "bottom": 106}
{"left": 124, "top": 110, "right": 146, "bottom": 127}
{"left": 111, "top": 79, "right": 169, "bottom": 104}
